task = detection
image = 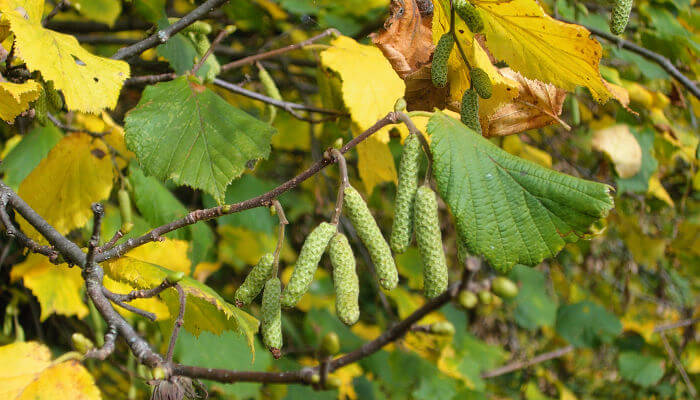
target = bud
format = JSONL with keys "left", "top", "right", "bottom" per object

{"left": 166, "top": 271, "right": 185, "bottom": 284}
{"left": 430, "top": 321, "right": 456, "bottom": 336}
{"left": 71, "top": 333, "right": 94, "bottom": 354}
{"left": 320, "top": 332, "right": 340, "bottom": 357}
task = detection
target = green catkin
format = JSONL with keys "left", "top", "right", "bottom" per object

{"left": 469, "top": 67, "right": 492, "bottom": 99}
{"left": 281, "top": 222, "right": 336, "bottom": 307}
{"left": 261, "top": 277, "right": 283, "bottom": 358}
{"left": 390, "top": 133, "right": 422, "bottom": 254}
{"left": 259, "top": 65, "right": 281, "bottom": 123}
{"left": 117, "top": 189, "right": 134, "bottom": 234}
{"left": 343, "top": 186, "right": 398, "bottom": 290}
{"left": 454, "top": 0, "right": 484, "bottom": 33}
{"left": 234, "top": 253, "right": 274, "bottom": 307}
{"left": 414, "top": 186, "right": 448, "bottom": 298}
{"left": 329, "top": 233, "right": 360, "bottom": 325}
{"left": 609, "top": 0, "right": 632, "bottom": 35}
{"left": 431, "top": 33, "right": 454, "bottom": 88}
{"left": 460, "top": 89, "right": 481, "bottom": 133}
{"left": 192, "top": 32, "right": 211, "bottom": 56}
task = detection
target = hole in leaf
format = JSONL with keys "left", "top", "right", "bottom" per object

{"left": 73, "top": 56, "right": 86, "bottom": 66}
{"left": 93, "top": 77, "right": 99, "bottom": 83}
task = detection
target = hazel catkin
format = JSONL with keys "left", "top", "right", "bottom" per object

{"left": 234, "top": 253, "right": 274, "bottom": 307}
{"left": 329, "top": 233, "right": 360, "bottom": 325}
{"left": 343, "top": 185, "right": 398, "bottom": 290}
{"left": 414, "top": 186, "right": 448, "bottom": 298}
{"left": 281, "top": 222, "right": 336, "bottom": 307}
{"left": 390, "top": 133, "right": 422, "bottom": 254}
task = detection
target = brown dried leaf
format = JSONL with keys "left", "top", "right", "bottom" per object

{"left": 370, "top": 0, "right": 434, "bottom": 79}
{"left": 481, "top": 68, "right": 568, "bottom": 137}
{"left": 403, "top": 64, "right": 448, "bottom": 111}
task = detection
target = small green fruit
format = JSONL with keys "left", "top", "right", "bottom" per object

{"left": 430, "top": 321, "right": 456, "bottom": 336}
{"left": 320, "top": 332, "right": 340, "bottom": 356}
{"left": 491, "top": 277, "right": 519, "bottom": 299}
{"left": 458, "top": 290, "right": 478, "bottom": 309}
{"left": 478, "top": 290, "right": 493, "bottom": 305}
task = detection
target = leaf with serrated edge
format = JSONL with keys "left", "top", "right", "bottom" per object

{"left": 125, "top": 76, "right": 276, "bottom": 202}
{"left": 0, "top": 80, "right": 41, "bottom": 122}
{"left": 103, "top": 257, "right": 259, "bottom": 351}
{"left": 2, "top": 10, "right": 129, "bottom": 113}
{"left": 428, "top": 112, "right": 613, "bottom": 272}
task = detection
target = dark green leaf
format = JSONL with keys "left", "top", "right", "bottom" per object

{"left": 555, "top": 301, "right": 622, "bottom": 347}
{"left": 508, "top": 265, "right": 557, "bottom": 330}
{"left": 428, "top": 112, "right": 614, "bottom": 272}
{"left": 618, "top": 352, "right": 665, "bottom": 387}
{"left": 125, "top": 76, "right": 276, "bottom": 202}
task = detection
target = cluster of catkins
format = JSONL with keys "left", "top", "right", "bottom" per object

{"left": 430, "top": 1, "right": 495, "bottom": 132}
{"left": 234, "top": 130, "right": 456, "bottom": 356}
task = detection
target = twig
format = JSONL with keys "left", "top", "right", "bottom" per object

{"left": 85, "top": 203, "right": 104, "bottom": 267}
{"left": 329, "top": 149, "right": 348, "bottom": 225}
{"left": 42, "top": 0, "right": 70, "bottom": 26}
{"left": 192, "top": 28, "right": 232, "bottom": 75}
{"left": 98, "top": 230, "right": 124, "bottom": 253}
{"left": 660, "top": 332, "right": 697, "bottom": 398}
{"left": 0, "top": 191, "right": 60, "bottom": 262}
{"left": 566, "top": 20, "right": 700, "bottom": 100}
{"left": 166, "top": 285, "right": 186, "bottom": 362}
{"left": 124, "top": 73, "right": 177, "bottom": 87}
{"left": 95, "top": 112, "right": 401, "bottom": 262}
{"left": 480, "top": 346, "right": 575, "bottom": 378}
{"left": 270, "top": 199, "right": 287, "bottom": 278}
{"left": 111, "top": 0, "right": 230, "bottom": 61}
{"left": 213, "top": 78, "right": 346, "bottom": 117}
{"left": 220, "top": 28, "right": 339, "bottom": 72}
{"left": 102, "top": 288, "right": 157, "bottom": 321}
{"left": 654, "top": 318, "right": 698, "bottom": 333}
{"left": 85, "top": 326, "right": 118, "bottom": 360}
{"left": 107, "top": 279, "right": 176, "bottom": 302}
{"left": 47, "top": 113, "right": 109, "bottom": 138}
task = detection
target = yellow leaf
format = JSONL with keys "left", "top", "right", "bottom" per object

{"left": 124, "top": 239, "right": 192, "bottom": 274}
{"left": 432, "top": 3, "right": 519, "bottom": 115}
{"left": 18, "top": 133, "right": 114, "bottom": 241}
{"left": 3, "top": 10, "right": 129, "bottom": 113}
{"left": 614, "top": 213, "right": 667, "bottom": 266}
{"left": 18, "top": 360, "right": 101, "bottom": 400}
{"left": 218, "top": 226, "right": 293, "bottom": 270}
{"left": 193, "top": 261, "right": 222, "bottom": 283}
{"left": 103, "top": 276, "right": 170, "bottom": 321}
{"left": 321, "top": 35, "right": 405, "bottom": 137}
{"left": 682, "top": 343, "right": 700, "bottom": 374}
{"left": 0, "top": 134, "right": 22, "bottom": 158}
{"left": 592, "top": 125, "right": 642, "bottom": 178}
{"left": 355, "top": 130, "right": 397, "bottom": 194}
{"left": 320, "top": 36, "right": 404, "bottom": 192}
{"left": 329, "top": 363, "right": 363, "bottom": 400}
{"left": 439, "top": 0, "right": 611, "bottom": 102}
{"left": 647, "top": 174, "right": 674, "bottom": 207}
{"left": 621, "top": 316, "right": 657, "bottom": 343}
{"left": 0, "top": 0, "right": 43, "bottom": 24}
{"left": 0, "top": 79, "right": 41, "bottom": 122}
{"left": 10, "top": 253, "right": 89, "bottom": 320}
{"left": 73, "top": 112, "right": 134, "bottom": 168}
{"left": 502, "top": 135, "right": 552, "bottom": 168}
{"left": 0, "top": 341, "right": 52, "bottom": 399}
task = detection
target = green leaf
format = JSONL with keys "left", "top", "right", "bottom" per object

{"left": 508, "top": 265, "right": 557, "bottom": 330}
{"left": 618, "top": 352, "right": 665, "bottom": 387}
{"left": 176, "top": 331, "right": 272, "bottom": 398}
{"left": 0, "top": 126, "right": 62, "bottom": 190}
{"left": 133, "top": 0, "right": 166, "bottom": 22}
{"left": 616, "top": 127, "right": 657, "bottom": 193}
{"left": 103, "top": 256, "right": 259, "bottom": 350}
{"left": 124, "top": 76, "right": 276, "bottom": 202}
{"left": 428, "top": 112, "right": 614, "bottom": 272}
{"left": 555, "top": 301, "right": 622, "bottom": 347}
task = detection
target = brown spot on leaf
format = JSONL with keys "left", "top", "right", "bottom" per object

{"left": 91, "top": 148, "right": 106, "bottom": 159}
{"left": 189, "top": 81, "right": 206, "bottom": 93}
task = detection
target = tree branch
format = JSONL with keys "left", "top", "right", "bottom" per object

{"left": 480, "top": 346, "right": 575, "bottom": 379}
{"left": 95, "top": 112, "right": 401, "bottom": 262}
{"left": 111, "top": 0, "right": 230, "bottom": 61}
{"left": 220, "top": 28, "right": 339, "bottom": 72}
{"left": 212, "top": 78, "right": 346, "bottom": 117}
{"left": 573, "top": 21, "right": 700, "bottom": 100}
